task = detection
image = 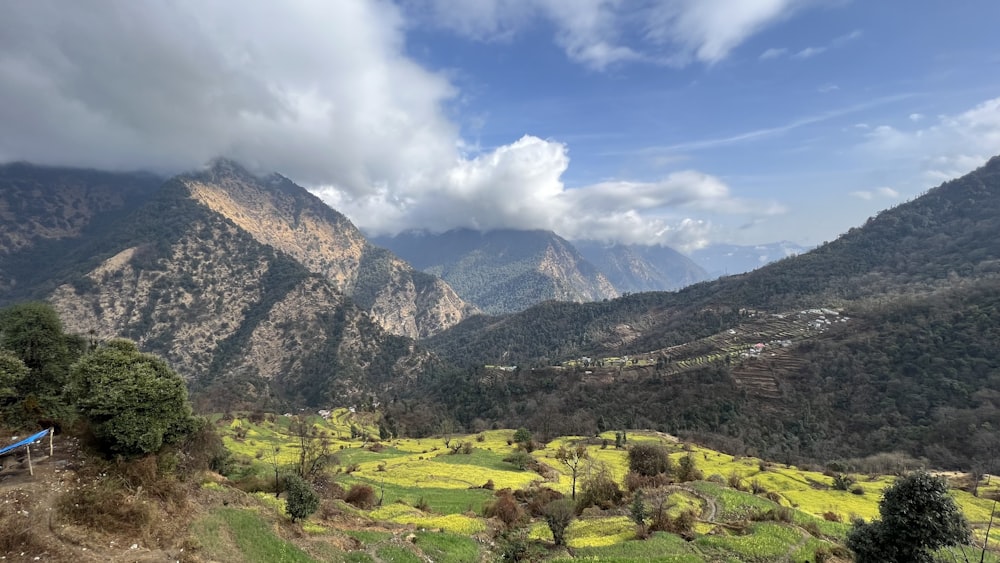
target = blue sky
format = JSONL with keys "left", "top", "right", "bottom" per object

{"left": 2, "top": 1, "right": 999, "bottom": 249}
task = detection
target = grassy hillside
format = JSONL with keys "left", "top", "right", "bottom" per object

{"left": 194, "top": 410, "right": 1000, "bottom": 562}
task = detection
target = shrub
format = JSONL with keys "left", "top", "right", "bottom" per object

{"left": 544, "top": 499, "right": 576, "bottom": 547}
{"left": 727, "top": 471, "right": 745, "bottom": 491}
{"left": 577, "top": 466, "right": 623, "bottom": 511}
{"left": 624, "top": 470, "right": 672, "bottom": 492}
{"left": 345, "top": 484, "right": 377, "bottom": 509}
{"left": 628, "top": 443, "right": 673, "bottom": 477}
{"left": 503, "top": 450, "right": 533, "bottom": 470}
{"left": 513, "top": 428, "right": 531, "bottom": 444}
{"left": 484, "top": 490, "right": 525, "bottom": 529}
{"left": 461, "top": 442, "right": 474, "bottom": 455}
{"left": 851, "top": 485, "right": 865, "bottom": 495}
{"left": 832, "top": 473, "right": 856, "bottom": 491}
{"left": 513, "top": 487, "right": 564, "bottom": 517}
{"left": 285, "top": 474, "right": 320, "bottom": 522}
{"left": 676, "top": 454, "right": 703, "bottom": 483}
{"left": 823, "top": 511, "right": 842, "bottom": 522}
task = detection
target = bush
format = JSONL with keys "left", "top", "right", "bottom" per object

{"left": 285, "top": 474, "right": 320, "bottom": 522}
{"left": 544, "top": 499, "right": 576, "bottom": 547}
{"left": 345, "top": 484, "right": 377, "bottom": 509}
{"left": 503, "top": 450, "right": 533, "bottom": 470}
{"left": 513, "top": 487, "right": 564, "bottom": 517}
{"left": 484, "top": 490, "right": 526, "bottom": 529}
{"left": 624, "top": 471, "right": 672, "bottom": 492}
{"left": 676, "top": 454, "right": 703, "bottom": 483}
{"left": 832, "top": 473, "right": 856, "bottom": 491}
{"left": 513, "top": 428, "right": 531, "bottom": 444}
{"left": 628, "top": 443, "right": 673, "bottom": 477}
{"left": 577, "top": 466, "right": 623, "bottom": 511}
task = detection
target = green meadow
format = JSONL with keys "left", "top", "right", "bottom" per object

{"left": 193, "top": 410, "right": 1000, "bottom": 562}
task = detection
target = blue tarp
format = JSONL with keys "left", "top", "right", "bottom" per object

{"left": 0, "top": 428, "right": 49, "bottom": 457}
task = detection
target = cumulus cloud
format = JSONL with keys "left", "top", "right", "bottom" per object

{"left": 317, "top": 135, "right": 773, "bottom": 250}
{"left": 0, "top": 1, "right": 781, "bottom": 250}
{"left": 412, "top": 0, "right": 814, "bottom": 69}
{"left": 859, "top": 97, "right": 1000, "bottom": 182}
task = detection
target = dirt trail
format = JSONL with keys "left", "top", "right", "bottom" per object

{"left": 0, "top": 435, "right": 179, "bottom": 562}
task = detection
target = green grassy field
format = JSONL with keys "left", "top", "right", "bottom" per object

{"left": 193, "top": 410, "right": 1000, "bottom": 562}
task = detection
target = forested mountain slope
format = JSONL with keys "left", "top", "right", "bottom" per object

{"left": 374, "top": 228, "right": 618, "bottom": 314}
{"left": 417, "top": 157, "right": 1000, "bottom": 468}
{"left": 573, "top": 240, "right": 709, "bottom": 292}
{"left": 0, "top": 163, "right": 161, "bottom": 298}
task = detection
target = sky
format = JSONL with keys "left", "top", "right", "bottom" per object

{"left": 1, "top": 1, "right": 1000, "bottom": 250}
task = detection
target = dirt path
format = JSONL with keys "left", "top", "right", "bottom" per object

{"left": 0, "top": 436, "right": 179, "bottom": 562}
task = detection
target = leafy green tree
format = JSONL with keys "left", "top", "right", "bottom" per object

{"left": 630, "top": 489, "right": 646, "bottom": 526}
{"left": 66, "top": 339, "right": 197, "bottom": 457}
{"left": 513, "top": 427, "right": 531, "bottom": 444}
{"left": 628, "top": 443, "right": 673, "bottom": 477}
{"left": 544, "top": 499, "right": 576, "bottom": 547}
{"left": 284, "top": 473, "right": 320, "bottom": 522}
{"left": 847, "top": 471, "right": 970, "bottom": 562}
{"left": 0, "top": 349, "right": 28, "bottom": 401}
{"left": 0, "top": 302, "right": 83, "bottom": 423}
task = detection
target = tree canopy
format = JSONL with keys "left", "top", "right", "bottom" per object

{"left": 847, "top": 471, "right": 970, "bottom": 562}
{"left": 67, "top": 339, "right": 197, "bottom": 456}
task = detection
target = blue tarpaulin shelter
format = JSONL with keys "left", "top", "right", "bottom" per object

{"left": 0, "top": 428, "right": 49, "bottom": 457}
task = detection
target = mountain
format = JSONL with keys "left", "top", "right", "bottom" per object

{"left": 0, "top": 161, "right": 473, "bottom": 408}
{"left": 177, "top": 160, "right": 473, "bottom": 339}
{"left": 373, "top": 228, "right": 618, "bottom": 314}
{"left": 0, "top": 162, "right": 162, "bottom": 296}
{"left": 420, "top": 156, "right": 1000, "bottom": 467}
{"left": 689, "top": 241, "right": 809, "bottom": 278}
{"left": 573, "top": 240, "right": 709, "bottom": 292}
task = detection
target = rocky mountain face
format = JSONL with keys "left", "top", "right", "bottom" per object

{"left": 573, "top": 240, "right": 709, "bottom": 293}
{"left": 373, "top": 228, "right": 619, "bottom": 315}
{"left": 180, "top": 160, "right": 474, "bottom": 339}
{"left": 0, "top": 161, "right": 463, "bottom": 408}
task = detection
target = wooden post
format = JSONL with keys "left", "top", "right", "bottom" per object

{"left": 26, "top": 443, "right": 32, "bottom": 476}
{"left": 49, "top": 428, "right": 53, "bottom": 457}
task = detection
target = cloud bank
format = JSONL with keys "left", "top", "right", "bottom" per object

{"left": 0, "top": 1, "right": 795, "bottom": 250}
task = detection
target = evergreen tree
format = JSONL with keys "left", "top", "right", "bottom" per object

{"left": 847, "top": 472, "right": 970, "bottom": 562}
{"left": 67, "top": 339, "right": 198, "bottom": 457}
{"left": 284, "top": 473, "right": 320, "bottom": 522}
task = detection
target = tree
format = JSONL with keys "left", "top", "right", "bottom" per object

{"left": 630, "top": 489, "right": 647, "bottom": 527}
{"left": 513, "top": 427, "right": 532, "bottom": 444}
{"left": 847, "top": 471, "right": 970, "bottom": 562}
{"left": 0, "top": 302, "right": 83, "bottom": 423}
{"left": 290, "top": 416, "right": 333, "bottom": 478}
{"left": 284, "top": 474, "right": 319, "bottom": 522}
{"left": 66, "top": 339, "right": 198, "bottom": 457}
{"left": 555, "top": 444, "right": 589, "bottom": 500}
{"left": 544, "top": 499, "right": 576, "bottom": 547}
{"left": 628, "top": 443, "right": 673, "bottom": 477}
{"left": 0, "top": 349, "right": 28, "bottom": 403}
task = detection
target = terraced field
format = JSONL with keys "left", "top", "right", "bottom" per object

{"left": 198, "top": 410, "right": 1000, "bottom": 562}
{"left": 560, "top": 309, "right": 848, "bottom": 399}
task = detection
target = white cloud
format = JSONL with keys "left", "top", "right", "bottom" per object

{"left": 0, "top": 1, "right": 784, "bottom": 250}
{"left": 319, "top": 135, "right": 779, "bottom": 250}
{"left": 850, "top": 186, "right": 899, "bottom": 200}
{"left": 766, "top": 28, "right": 862, "bottom": 61}
{"left": 859, "top": 97, "right": 1000, "bottom": 183}
{"left": 909, "top": 113, "right": 924, "bottom": 122}
{"left": 413, "top": 0, "right": 816, "bottom": 69}
{"left": 759, "top": 47, "right": 788, "bottom": 60}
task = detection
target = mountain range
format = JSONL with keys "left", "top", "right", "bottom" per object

{"left": 4, "top": 155, "right": 1000, "bottom": 468}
